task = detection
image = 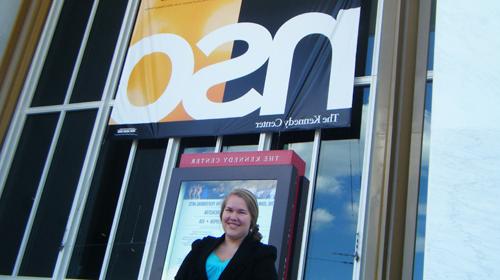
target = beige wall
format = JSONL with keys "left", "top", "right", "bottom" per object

{"left": 0, "top": 1, "right": 52, "bottom": 146}
{"left": 0, "top": 1, "right": 23, "bottom": 62}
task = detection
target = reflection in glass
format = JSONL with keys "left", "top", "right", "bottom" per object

{"left": 0, "top": 113, "right": 59, "bottom": 274}
{"left": 30, "top": 0, "right": 94, "bottom": 106}
{"left": 70, "top": 0, "right": 129, "bottom": 103}
{"left": 105, "top": 139, "right": 168, "bottom": 279}
{"left": 355, "top": 0, "right": 377, "bottom": 77}
{"left": 412, "top": 82, "right": 432, "bottom": 280}
{"left": 427, "top": 0, "right": 436, "bottom": 71}
{"left": 285, "top": 142, "right": 313, "bottom": 179}
{"left": 413, "top": 1, "right": 435, "bottom": 275}
{"left": 222, "top": 134, "right": 259, "bottom": 152}
{"left": 305, "top": 139, "right": 363, "bottom": 280}
{"left": 222, "top": 145, "right": 258, "bottom": 152}
{"left": 304, "top": 87, "right": 369, "bottom": 279}
{"left": 67, "top": 139, "right": 132, "bottom": 279}
{"left": 183, "top": 147, "right": 214, "bottom": 154}
{"left": 179, "top": 137, "right": 216, "bottom": 155}
{"left": 19, "top": 110, "right": 97, "bottom": 276}
{"left": 273, "top": 131, "right": 315, "bottom": 179}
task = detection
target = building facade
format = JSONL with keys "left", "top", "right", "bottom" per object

{"left": 1, "top": 0, "right": 499, "bottom": 279}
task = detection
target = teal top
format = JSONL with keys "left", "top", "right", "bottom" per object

{"left": 205, "top": 251, "right": 231, "bottom": 280}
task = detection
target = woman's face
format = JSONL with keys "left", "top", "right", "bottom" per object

{"left": 221, "top": 195, "right": 252, "bottom": 241}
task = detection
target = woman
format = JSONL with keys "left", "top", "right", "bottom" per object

{"left": 175, "top": 188, "right": 278, "bottom": 280}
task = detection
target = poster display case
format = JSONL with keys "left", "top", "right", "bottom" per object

{"left": 151, "top": 151, "right": 307, "bottom": 279}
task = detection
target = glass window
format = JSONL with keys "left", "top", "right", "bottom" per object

{"left": 305, "top": 138, "right": 364, "bottom": 279}
{"left": 19, "top": 110, "right": 97, "bottom": 277}
{"left": 427, "top": 0, "right": 436, "bottom": 71}
{"left": 272, "top": 130, "right": 315, "bottom": 178}
{"left": 67, "top": 139, "right": 132, "bottom": 279}
{"left": 412, "top": 82, "right": 432, "bottom": 280}
{"left": 30, "top": 0, "right": 95, "bottom": 107}
{"left": 221, "top": 134, "right": 259, "bottom": 152}
{"left": 179, "top": 137, "right": 217, "bottom": 156}
{"left": 304, "top": 87, "right": 369, "bottom": 279}
{"left": 355, "top": 0, "right": 378, "bottom": 77}
{"left": 105, "top": 139, "right": 168, "bottom": 279}
{"left": 413, "top": 2, "right": 435, "bottom": 277}
{"left": 0, "top": 113, "right": 59, "bottom": 275}
{"left": 70, "top": 0, "right": 129, "bottom": 103}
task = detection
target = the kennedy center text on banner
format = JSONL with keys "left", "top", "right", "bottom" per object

{"left": 109, "top": 0, "right": 361, "bottom": 138}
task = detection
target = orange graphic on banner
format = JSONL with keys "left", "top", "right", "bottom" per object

{"left": 126, "top": 0, "right": 242, "bottom": 121}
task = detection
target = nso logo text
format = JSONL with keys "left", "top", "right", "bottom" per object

{"left": 112, "top": 8, "right": 360, "bottom": 124}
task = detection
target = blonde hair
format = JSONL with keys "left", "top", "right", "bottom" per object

{"left": 220, "top": 188, "right": 262, "bottom": 241}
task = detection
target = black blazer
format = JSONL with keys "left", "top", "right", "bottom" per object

{"left": 175, "top": 234, "right": 278, "bottom": 280}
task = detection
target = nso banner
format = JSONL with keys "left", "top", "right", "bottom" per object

{"left": 109, "top": 0, "right": 361, "bottom": 138}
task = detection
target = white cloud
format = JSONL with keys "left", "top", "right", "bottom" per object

{"left": 415, "top": 235, "right": 425, "bottom": 253}
{"left": 420, "top": 109, "right": 432, "bottom": 169}
{"left": 311, "top": 208, "right": 335, "bottom": 231}
{"left": 343, "top": 201, "right": 360, "bottom": 233}
{"left": 315, "top": 175, "right": 343, "bottom": 195}
{"left": 344, "top": 201, "right": 359, "bottom": 219}
{"left": 418, "top": 202, "right": 427, "bottom": 217}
